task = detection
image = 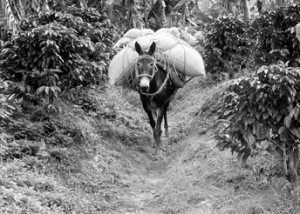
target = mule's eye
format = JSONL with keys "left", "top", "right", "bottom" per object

{"left": 149, "top": 62, "right": 154, "bottom": 67}
{"left": 137, "top": 62, "right": 142, "bottom": 67}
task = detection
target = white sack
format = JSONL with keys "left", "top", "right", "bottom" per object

{"left": 109, "top": 29, "right": 205, "bottom": 85}
{"left": 108, "top": 46, "right": 138, "bottom": 85}
{"left": 114, "top": 28, "right": 155, "bottom": 49}
{"left": 156, "top": 41, "right": 205, "bottom": 77}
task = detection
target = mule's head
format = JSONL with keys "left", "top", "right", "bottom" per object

{"left": 134, "top": 41, "right": 157, "bottom": 93}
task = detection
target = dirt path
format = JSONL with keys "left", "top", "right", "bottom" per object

{"left": 111, "top": 80, "right": 217, "bottom": 214}
{"left": 111, "top": 80, "right": 276, "bottom": 214}
{"left": 116, "top": 159, "right": 169, "bottom": 214}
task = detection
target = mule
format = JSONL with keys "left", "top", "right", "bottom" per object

{"left": 134, "top": 41, "right": 178, "bottom": 153}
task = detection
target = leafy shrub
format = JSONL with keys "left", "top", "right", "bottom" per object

{"left": 251, "top": 5, "right": 300, "bottom": 66}
{"left": 0, "top": 79, "right": 20, "bottom": 125}
{"left": 216, "top": 63, "right": 300, "bottom": 185}
{"left": 1, "top": 23, "right": 101, "bottom": 107}
{"left": 27, "top": 7, "right": 118, "bottom": 67}
{"left": 0, "top": 7, "right": 118, "bottom": 113}
{"left": 203, "top": 16, "right": 253, "bottom": 81}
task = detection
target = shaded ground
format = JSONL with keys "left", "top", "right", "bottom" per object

{"left": 1, "top": 78, "right": 299, "bottom": 214}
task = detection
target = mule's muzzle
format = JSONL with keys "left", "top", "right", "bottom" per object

{"left": 139, "top": 76, "right": 150, "bottom": 92}
{"left": 140, "top": 85, "right": 149, "bottom": 93}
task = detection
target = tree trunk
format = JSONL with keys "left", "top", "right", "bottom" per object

{"left": 257, "top": 0, "right": 262, "bottom": 13}
{"left": 7, "top": 0, "right": 21, "bottom": 21}
{"left": 127, "top": 0, "right": 135, "bottom": 30}
{"left": 285, "top": 144, "right": 299, "bottom": 187}
{"left": 6, "top": 0, "right": 51, "bottom": 35}
{"left": 143, "top": 0, "right": 149, "bottom": 28}
{"left": 241, "top": 0, "right": 250, "bottom": 21}
{"left": 225, "top": 0, "right": 235, "bottom": 17}
{"left": 77, "top": 0, "right": 87, "bottom": 8}
{"left": 9, "top": 0, "right": 49, "bottom": 20}
{"left": 157, "top": 0, "right": 168, "bottom": 28}
{"left": 287, "top": 145, "right": 299, "bottom": 187}
{"left": 282, "top": 143, "right": 288, "bottom": 177}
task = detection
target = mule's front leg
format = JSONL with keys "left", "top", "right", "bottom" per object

{"left": 163, "top": 102, "right": 170, "bottom": 137}
{"left": 145, "top": 110, "right": 156, "bottom": 148}
{"left": 154, "top": 107, "right": 164, "bottom": 153}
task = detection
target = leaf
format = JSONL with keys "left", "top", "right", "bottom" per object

{"left": 36, "top": 86, "right": 46, "bottom": 94}
{"left": 254, "top": 111, "right": 261, "bottom": 120}
{"left": 278, "top": 126, "right": 287, "bottom": 135}
{"left": 277, "top": 114, "right": 282, "bottom": 122}
{"left": 284, "top": 115, "right": 292, "bottom": 128}
{"left": 290, "top": 106, "right": 300, "bottom": 119}
{"left": 295, "top": 107, "right": 300, "bottom": 119}
{"left": 243, "top": 132, "right": 256, "bottom": 147}
{"left": 263, "top": 112, "right": 269, "bottom": 120}
{"left": 290, "top": 127, "right": 300, "bottom": 138}
{"left": 45, "top": 87, "right": 49, "bottom": 95}
{"left": 106, "top": 0, "right": 119, "bottom": 6}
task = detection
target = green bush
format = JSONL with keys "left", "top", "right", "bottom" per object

{"left": 216, "top": 63, "right": 300, "bottom": 185}
{"left": 0, "top": 79, "right": 19, "bottom": 125}
{"left": 0, "top": 7, "right": 118, "bottom": 112}
{"left": 203, "top": 16, "right": 253, "bottom": 81}
{"left": 251, "top": 5, "right": 300, "bottom": 66}
{"left": 1, "top": 23, "right": 100, "bottom": 106}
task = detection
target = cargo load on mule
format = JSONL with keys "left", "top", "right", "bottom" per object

{"left": 108, "top": 28, "right": 205, "bottom": 89}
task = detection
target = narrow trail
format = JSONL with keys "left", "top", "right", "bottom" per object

{"left": 111, "top": 80, "right": 276, "bottom": 214}
{"left": 114, "top": 128, "right": 174, "bottom": 214}
{"left": 114, "top": 132, "right": 218, "bottom": 214}
{"left": 113, "top": 80, "right": 218, "bottom": 214}
{"left": 117, "top": 159, "right": 169, "bottom": 214}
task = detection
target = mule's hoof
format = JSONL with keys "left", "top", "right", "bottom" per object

{"left": 154, "top": 149, "right": 165, "bottom": 160}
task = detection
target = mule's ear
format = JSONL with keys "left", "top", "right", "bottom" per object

{"left": 135, "top": 42, "right": 143, "bottom": 55}
{"left": 148, "top": 42, "right": 156, "bottom": 55}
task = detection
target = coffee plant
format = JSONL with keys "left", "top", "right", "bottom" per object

{"left": 216, "top": 62, "right": 300, "bottom": 186}
{"left": 1, "top": 23, "right": 99, "bottom": 106}
{"left": 0, "top": 79, "right": 18, "bottom": 125}
{"left": 0, "top": 7, "right": 118, "bottom": 114}
{"left": 251, "top": 5, "right": 300, "bottom": 66}
{"left": 203, "top": 15, "right": 253, "bottom": 81}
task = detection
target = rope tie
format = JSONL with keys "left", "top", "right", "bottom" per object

{"left": 139, "top": 67, "right": 171, "bottom": 98}
{"left": 134, "top": 52, "right": 171, "bottom": 98}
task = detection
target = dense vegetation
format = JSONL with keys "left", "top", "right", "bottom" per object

{"left": 210, "top": 5, "right": 300, "bottom": 186}
{"left": 216, "top": 63, "right": 300, "bottom": 185}
{"left": 0, "top": 7, "right": 118, "bottom": 122}
{"left": 0, "top": 4, "right": 155, "bottom": 213}
{"left": 251, "top": 5, "right": 300, "bottom": 66}
{"left": 2, "top": 1, "right": 300, "bottom": 213}
{"left": 203, "top": 16, "right": 253, "bottom": 80}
